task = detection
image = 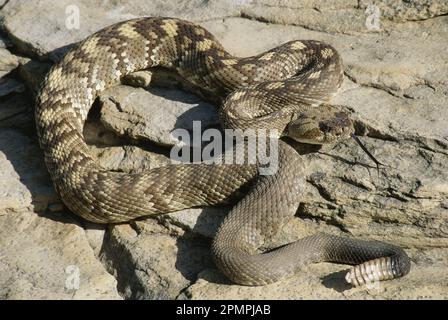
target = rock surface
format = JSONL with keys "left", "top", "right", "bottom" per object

{"left": 0, "top": 0, "right": 447, "bottom": 299}
{"left": 99, "top": 84, "right": 218, "bottom": 147}
{"left": 0, "top": 47, "right": 18, "bottom": 78}
{"left": 0, "top": 129, "right": 121, "bottom": 299}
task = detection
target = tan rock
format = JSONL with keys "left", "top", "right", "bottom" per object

{"left": 100, "top": 221, "right": 213, "bottom": 299}
{"left": 0, "top": 47, "right": 18, "bottom": 78}
{"left": 0, "top": 210, "right": 121, "bottom": 299}
{"left": 0, "top": 129, "right": 58, "bottom": 213}
{"left": 99, "top": 85, "right": 218, "bottom": 147}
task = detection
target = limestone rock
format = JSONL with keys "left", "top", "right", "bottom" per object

{"left": 99, "top": 85, "right": 218, "bottom": 147}
{"left": 158, "top": 207, "right": 230, "bottom": 239}
{"left": 0, "top": 47, "right": 18, "bottom": 78}
{"left": 359, "top": 0, "right": 448, "bottom": 22}
{"left": 0, "top": 0, "right": 241, "bottom": 61}
{"left": 0, "top": 129, "right": 58, "bottom": 213}
{"left": 241, "top": 1, "right": 367, "bottom": 34}
{"left": 83, "top": 120, "right": 125, "bottom": 147}
{"left": 99, "top": 221, "right": 213, "bottom": 299}
{"left": 241, "top": 0, "right": 448, "bottom": 33}
{"left": 0, "top": 210, "right": 121, "bottom": 299}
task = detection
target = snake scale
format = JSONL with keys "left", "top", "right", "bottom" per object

{"left": 36, "top": 17, "right": 410, "bottom": 287}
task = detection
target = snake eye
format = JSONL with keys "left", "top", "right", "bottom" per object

{"left": 319, "top": 122, "right": 331, "bottom": 133}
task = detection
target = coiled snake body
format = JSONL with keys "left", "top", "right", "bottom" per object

{"left": 36, "top": 17, "right": 410, "bottom": 286}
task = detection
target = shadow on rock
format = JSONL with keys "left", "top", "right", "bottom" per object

{"left": 174, "top": 207, "right": 229, "bottom": 285}
{"left": 321, "top": 269, "right": 353, "bottom": 293}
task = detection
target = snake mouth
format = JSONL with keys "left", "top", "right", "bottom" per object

{"left": 322, "top": 125, "right": 354, "bottom": 143}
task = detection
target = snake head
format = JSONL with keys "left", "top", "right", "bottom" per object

{"left": 286, "top": 104, "right": 354, "bottom": 145}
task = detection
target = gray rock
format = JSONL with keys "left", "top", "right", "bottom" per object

{"left": 83, "top": 222, "right": 108, "bottom": 257}
{"left": 99, "top": 85, "right": 218, "bottom": 147}
{"left": 0, "top": 130, "right": 119, "bottom": 299}
{"left": 359, "top": 0, "right": 448, "bottom": 22}
{"left": 0, "top": 210, "right": 121, "bottom": 299}
{"left": 2, "top": 0, "right": 447, "bottom": 62}
{"left": 0, "top": 129, "right": 58, "bottom": 213}
{"left": 0, "top": 47, "right": 18, "bottom": 78}
{"left": 83, "top": 120, "right": 125, "bottom": 147}
{"left": 241, "top": 1, "right": 367, "bottom": 34}
{"left": 241, "top": 0, "right": 448, "bottom": 33}
{"left": 0, "top": 0, "right": 240, "bottom": 61}
{"left": 100, "top": 221, "right": 213, "bottom": 300}
{"left": 159, "top": 207, "right": 230, "bottom": 239}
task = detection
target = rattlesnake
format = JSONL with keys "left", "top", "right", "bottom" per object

{"left": 36, "top": 17, "right": 410, "bottom": 286}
